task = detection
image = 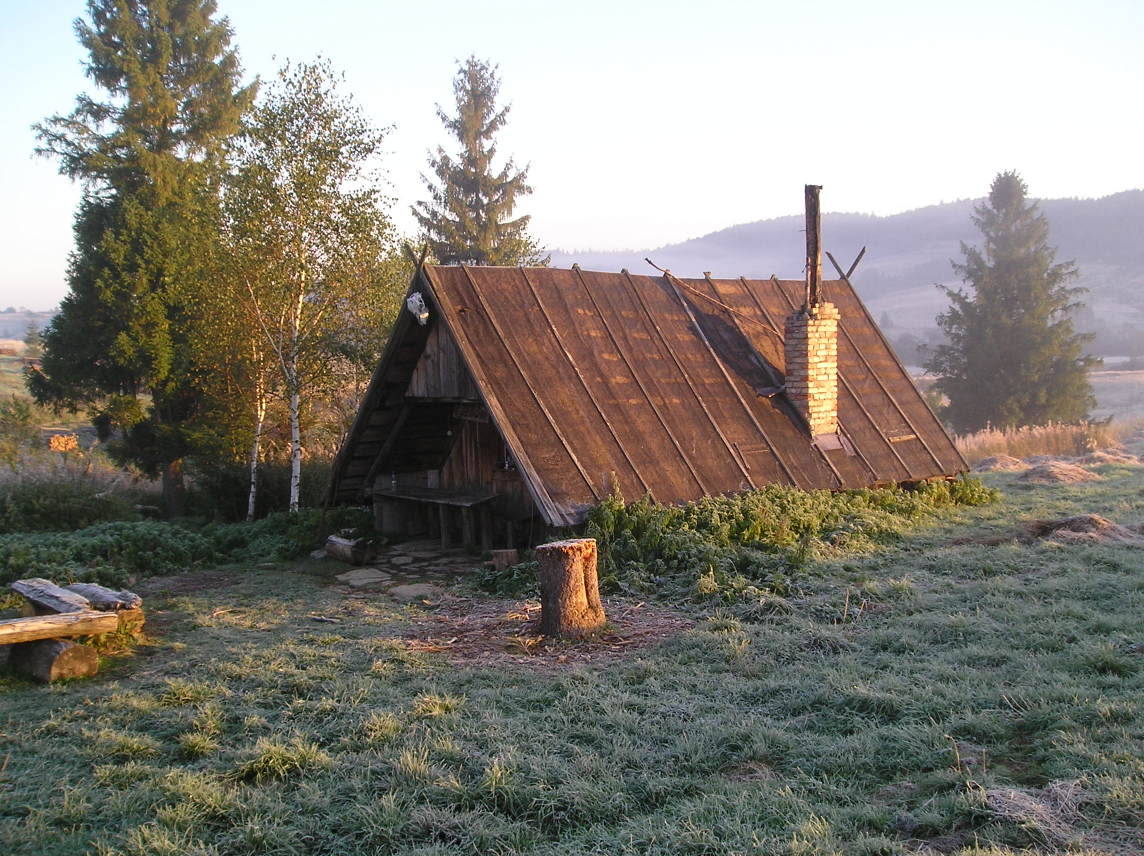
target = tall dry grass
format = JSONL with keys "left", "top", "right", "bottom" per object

{"left": 0, "top": 445, "right": 159, "bottom": 532}
{"left": 954, "top": 420, "right": 1132, "bottom": 465}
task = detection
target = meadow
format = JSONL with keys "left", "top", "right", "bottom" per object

{"left": 0, "top": 460, "right": 1141, "bottom": 855}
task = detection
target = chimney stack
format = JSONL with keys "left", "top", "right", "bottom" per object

{"left": 784, "top": 184, "right": 839, "bottom": 437}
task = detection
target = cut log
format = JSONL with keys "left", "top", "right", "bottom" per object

{"left": 8, "top": 639, "right": 99, "bottom": 683}
{"left": 63, "top": 583, "right": 142, "bottom": 611}
{"left": 536, "top": 538, "right": 606, "bottom": 639}
{"left": 10, "top": 578, "right": 89, "bottom": 614}
{"left": 0, "top": 611, "right": 119, "bottom": 645}
{"left": 115, "top": 607, "right": 146, "bottom": 635}
{"left": 491, "top": 549, "right": 520, "bottom": 572}
{"left": 325, "top": 535, "right": 372, "bottom": 565}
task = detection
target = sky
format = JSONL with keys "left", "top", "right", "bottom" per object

{"left": 1, "top": 0, "right": 1142, "bottom": 310}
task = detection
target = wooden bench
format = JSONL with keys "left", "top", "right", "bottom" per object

{"left": 0, "top": 578, "right": 144, "bottom": 683}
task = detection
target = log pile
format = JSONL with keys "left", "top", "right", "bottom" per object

{"left": 1, "top": 578, "right": 144, "bottom": 683}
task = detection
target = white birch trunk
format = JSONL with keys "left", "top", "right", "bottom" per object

{"left": 245, "top": 401, "right": 265, "bottom": 521}
{"left": 287, "top": 278, "right": 305, "bottom": 513}
{"left": 288, "top": 380, "right": 301, "bottom": 513}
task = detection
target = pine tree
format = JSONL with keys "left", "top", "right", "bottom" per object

{"left": 31, "top": 0, "right": 254, "bottom": 512}
{"left": 925, "top": 171, "right": 1097, "bottom": 433}
{"left": 413, "top": 57, "right": 547, "bottom": 266}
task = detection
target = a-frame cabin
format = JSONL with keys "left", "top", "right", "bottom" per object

{"left": 328, "top": 201, "right": 966, "bottom": 549}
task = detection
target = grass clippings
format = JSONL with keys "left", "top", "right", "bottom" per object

{"left": 397, "top": 594, "right": 694, "bottom": 668}
{"left": 1031, "top": 514, "right": 1144, "bottom": 546}
{"left": 1019, "top": 461, "right": 1103, "bottom": 484}
{"left": 973, "top": 454, "right": 1027, "bottom": 472}
{"left": 1076, "top": 448, "right": 1142, "bottom": 466}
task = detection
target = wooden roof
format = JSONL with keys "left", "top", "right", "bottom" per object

{"left": 329, "top": 264, "right": 966, "bottom": 525}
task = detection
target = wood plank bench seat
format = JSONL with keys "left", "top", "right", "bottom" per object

{"left": 1, "top": 578, "right": 143, "bottom": 683}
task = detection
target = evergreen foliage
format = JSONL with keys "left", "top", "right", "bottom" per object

{"left": 30, "top": 0, "right": 255, "bottom": 511}
{"left": 925, "top": 171, "right": 1097, "bottom": 432}
{"left": 479, "top": 478, "right": 998, "bottom": 599}
{"left": 413, "top": 57, "right": 546, "bottom": 266}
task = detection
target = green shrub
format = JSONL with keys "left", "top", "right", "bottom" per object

{"left": 0, "top": 475, "right": 140, "bottom": 534}
{"left": 0, "top": 505, "right": 373, "bottom": 588}
{"left": 476, "top": 558, "right": 539, "bottom": 597}
{"left": 586, "top": 477, "right": 997, "bottom": 601}
{"left": 186, "top": 458, "right": 335, "bottom": 522}
{"left": 0, "top": 520, "right": 216, "bottom": 587}
{"left": 204, "top": 506, "right": 373, "bottom": 563}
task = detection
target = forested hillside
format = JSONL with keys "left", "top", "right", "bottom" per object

{"left": 552, "top": 190, "right": 1144, "bottom": 350}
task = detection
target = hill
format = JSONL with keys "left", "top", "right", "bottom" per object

{"left": 551, "top": 190, "right": 1144, "bottom": 351}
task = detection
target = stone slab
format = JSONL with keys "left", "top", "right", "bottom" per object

{"left": 335, "top": 568, "right": 392, "bottom": 587}
{"left": 387, "top": 583, "right": 445, "bottom": 603}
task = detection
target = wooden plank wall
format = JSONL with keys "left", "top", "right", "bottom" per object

{"left": 407, "top": 322, "right": 481, "bottom": 400}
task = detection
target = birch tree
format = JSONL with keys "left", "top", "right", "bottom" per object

{"left": 221, "top": 59, "right": 393, "bottom": 511}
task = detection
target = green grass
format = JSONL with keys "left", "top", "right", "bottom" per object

{"left": 1, "top": 466, "right": 1142, "bottom": 855}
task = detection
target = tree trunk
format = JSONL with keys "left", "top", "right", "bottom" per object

{"left": 0, "top": 611, "right": 119, "bottom": 644}
{"left": 288, "top": 383, "right": 302, "bottom": 512}
{"left": 8, "top": 639, "right": 99, "bottom": 683}
{"left": 10, "top": 578, "right": 90, "bottom": 614}
{"left": 536, "top": 538, "right": 606, "bottom": 639}
{"left": 492, "top": 549, "right": 519, "bottom": 571}
{"left": 161, "top": 458, "right": 186, "bottom": 518}
{"left": 246, "top": 403, "right": 265, "bottom": 521}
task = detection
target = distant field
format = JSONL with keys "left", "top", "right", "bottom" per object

{"left": 1090, "top": 369, "right": 1144, "bottom": 422}
{"left": 0, "top": 354, "right": 28, "bottom": 399}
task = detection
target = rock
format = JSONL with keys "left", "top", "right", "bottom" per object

{"left": 309, "top": 549, "right": 327, "bottom": 560}
{"left": 387, "top": 583, "right": 444, "bottom": 603}
{"left": 390, "top": 555, "right": 415, "bottom": 566}
{"left": 335, "top": 568, "right": 392, "bottom": 588}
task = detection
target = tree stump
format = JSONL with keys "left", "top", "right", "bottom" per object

{"left": 8, "top": 639, "right": 99, "bottom": 683}
{"left": 536, "top": 538, "right": 605, "bottom": 639}
{"left": 491, "top": 549, "right": 519, "bottom": 572}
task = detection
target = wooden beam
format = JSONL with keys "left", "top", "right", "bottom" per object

{"left": 63, "top": 583, "right": 141, "bottom": 611}
{"left": 0, "top": 611, "right": 119, "bottom": 645}
{"left": 363, "top": 403, "right": 413, "bottom": 491}
{"left": 805, "top": 184, "right": 823, "bottom": 308}
{"left": 11, "top": 578, "right": 89, "bottom": 614}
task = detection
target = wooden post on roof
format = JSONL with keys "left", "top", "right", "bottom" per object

{"left": 536, "top": 538, "right": 606, "bottom": 639}
{"left": 787, "top": 183, "right": 840, "bottom": 437}
{"left": 805, "top": 184, "right": 823, "bottom": 309}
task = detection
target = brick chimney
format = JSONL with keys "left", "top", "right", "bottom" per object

{"left": 784, "top": 185, "right": 839, "bottom": 437}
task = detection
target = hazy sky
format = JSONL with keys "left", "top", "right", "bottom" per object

{"left": 2, "top": 0, "right": 1141, "bottom": 310}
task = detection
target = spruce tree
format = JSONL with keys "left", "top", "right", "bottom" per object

{"left": 925, "top": 171, "right": 1097, "bottom": 433}
{"left": 413, "top": 57, "right": 546, "bottom": 266}
{"left": 31, "top": 0, "right": 254, "bottom": 512}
